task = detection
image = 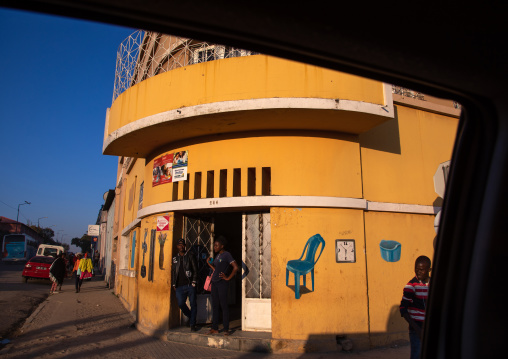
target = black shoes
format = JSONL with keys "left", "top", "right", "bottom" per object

{"left": 191, "top": 325, "right": 198, "bottom": 332}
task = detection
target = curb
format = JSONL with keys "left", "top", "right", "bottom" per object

{"left": 166, "top": 331, "right": 272, "bottom": 353}
{"left": 0, "top": 294, "right": 49, "bottom": 355}
{"left": 20, "top": 296, "right": 48, "bottom": 332}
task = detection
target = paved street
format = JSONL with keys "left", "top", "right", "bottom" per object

{"left": 0, "top": 276, "right": 410, "bottom": 359}
{"left": 0, "top": 261, "right": 50, "bottom": 338}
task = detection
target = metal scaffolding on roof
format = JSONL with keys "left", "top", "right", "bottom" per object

{"left": 112, "top": 30, "right": 258, "bottom": 103}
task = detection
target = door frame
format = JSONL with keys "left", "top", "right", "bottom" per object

{"left": 241, "top": 212, "right": 272, "bottom": 332}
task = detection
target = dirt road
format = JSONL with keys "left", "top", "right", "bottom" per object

{"left": 0, "top": 262, "right": 50, "bottom": 339}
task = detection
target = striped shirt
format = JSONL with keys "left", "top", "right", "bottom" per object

{"left": 400, "top": 276, "right": 429, "bottom": 324}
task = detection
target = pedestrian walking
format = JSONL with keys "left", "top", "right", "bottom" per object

{"left": 206, "top": 235, "right": 238, "bottom": 336}
{"left": 72, "top": 253, "right": 82, "bottom": 293}
{"left": 171, "top": 238, "right": 199, "bottom": 331}
{"left": 68, "top": 252, "right": 75, "bottom": 271}
{"left": 49, "top": 252, "right": 66, "bottom": 294}
{"left": 77, "top": 252, "right": 93, "bottom": 292}
{"left": 400, "top": 255, "right": 431, "bottom": 359}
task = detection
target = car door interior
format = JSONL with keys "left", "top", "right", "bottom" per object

{"left": 1, "top": 1, "right": 507, "bottom": 357}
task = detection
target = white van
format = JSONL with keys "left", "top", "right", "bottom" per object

{"left": 36, "top": 244, "right": 64, "bottom": 258}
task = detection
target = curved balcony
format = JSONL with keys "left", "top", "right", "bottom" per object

{"left": 104, "top": 33, "right": 394, "bottom": 158}
{"left": 113, "top": 30, "right": 258, "bottom": 102}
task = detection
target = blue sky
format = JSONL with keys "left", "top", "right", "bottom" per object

{"left": 0, "top": 8, "right": 135, "bottom": 251}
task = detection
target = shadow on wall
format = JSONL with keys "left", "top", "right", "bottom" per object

{"left": 268, "top": 332, "right": 409, "bottom": 355}
{"left": 386, "top": 304, "right": 408, "bottom": 335}
{"left": 359, "top": 106, "right": 401, "bottom": 154}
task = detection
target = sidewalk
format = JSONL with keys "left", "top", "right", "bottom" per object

{"left": 1, "top": 278, "right": 409, "bottom": 359}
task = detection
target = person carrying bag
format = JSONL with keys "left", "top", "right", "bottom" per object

{"left": 205, "top": 235, "right": 239, "bottom": 336}
{"left": 204, "top": 268, "right": 213, "bottom": 291}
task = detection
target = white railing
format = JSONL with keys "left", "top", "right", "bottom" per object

{"left": 112, "top": 30, "right": 258, "bottom": 103}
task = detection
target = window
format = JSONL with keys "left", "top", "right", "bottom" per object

{"left": 248, "top": 167, "right": 256, "bottom": 196}
{"left": 219, "top": 169, "right": 227, "bottom": 197}
{"left": 193, "top": 45, "right": 225, "bottom": 64}
{"left": 206, "top": 170, "right": 214, "bottom": 198}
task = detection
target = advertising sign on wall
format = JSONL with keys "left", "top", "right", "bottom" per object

{"left": 172, "top": 150, "right": 188, "bottom": 182}
{"left": 152, "top": 153, "right": 174, "bottom": 187}
{"left": 157, "top": 216, "right": 170, "bottom": 231}
{"left": 152, "top": 156, "right": 162, "bottom": 186}
{"left": 152, "top": 150, "right": 188, "bottom": 186}
{"left": 88, "top": 225, "right": 100, "bottom": 236}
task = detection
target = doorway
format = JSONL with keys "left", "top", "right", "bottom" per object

{"left": 182, "top": 212, "right": 242, "bottom": 326}
{"left": 182, "top": 211, "right": 271, "bottom": 332}
{"left": 242, "top": 212, "right": 272, "bottom": 331}
{"left": 214, "top": 212, "right": 243, "bottom": 327}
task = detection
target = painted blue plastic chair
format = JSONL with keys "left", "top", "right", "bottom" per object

{"left": 286, "top": 234, "right": 325, "bottom": 299}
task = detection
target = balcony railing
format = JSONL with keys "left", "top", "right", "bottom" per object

{"left": 112, "top": 30, "right": 258, "bottom": 103}
{"left": 391, "top": 85, "right": 425, "bottom": 100}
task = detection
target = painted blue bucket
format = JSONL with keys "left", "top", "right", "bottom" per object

{"left": 379, "top": 240, "right": 401, "bottom": 262}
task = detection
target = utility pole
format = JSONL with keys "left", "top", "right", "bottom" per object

{"left": 17, "top": 201, "right": 31, "bottom": 232}
{"left": 38, "top": 217, "right": 47, "bottom": 228}
{"left": 56, "top": 230, "right": 63, "bottom": 243}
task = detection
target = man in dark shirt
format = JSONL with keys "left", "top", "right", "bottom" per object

{"left": 171, "top": 238, "right": 198, "bottom": 331}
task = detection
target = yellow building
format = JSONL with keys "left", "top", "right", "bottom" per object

{"left": 103, "top": 30, "right": 459, "bottom": 352}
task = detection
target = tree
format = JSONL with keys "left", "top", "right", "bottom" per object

{"left": 30, "top": 225, "right": 56, "bottom": 244}
{"left": 55, "top": 242, "right": 70, "bottom": 252}
{"left": 71, "top": 234, "right": 92, "bottom": 253}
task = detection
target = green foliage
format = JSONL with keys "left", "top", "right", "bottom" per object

{"left": 71, "top": 234, "right": 92, "bottom": 253}
{"left": 30, "top": 225, "right": 56, "bottom": 244}
{"left": 56, "top": 242, "right": 70, "bottom": 252}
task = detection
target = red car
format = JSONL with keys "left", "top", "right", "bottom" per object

{"left": 22, "top": 256, "right": 55, "bottom": 282}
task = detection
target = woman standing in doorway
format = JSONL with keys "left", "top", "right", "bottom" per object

{"left": 206, "top": 235, "right": 239, "bottom": 336}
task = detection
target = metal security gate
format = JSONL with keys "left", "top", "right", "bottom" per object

{"left": 242, "top": 213, "right": 272, "bottom": 331}
{"left": 183, "top": 215, "right": 214, "bottom": 323}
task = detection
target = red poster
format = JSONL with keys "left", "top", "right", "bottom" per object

{"left": 152, "top": 153, "right": 173, "bottom": 187}
{"left": 152, "top": 156, "right": 162, "bottom": 187}
{"left": 159, "top": 153, "right": 174, "bottom": 185}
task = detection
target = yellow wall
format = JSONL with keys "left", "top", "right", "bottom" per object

{"left": 122, "top": 159, "right": 145, "bottom": 226}
{"left": 364, "top": 211, "right": 435, "bottom": 347}
{"left": 108, "top": 51, "right": 457, "bottom": 349}
{"left": 360, "top": 105, "right": 458, "bottom": 205}
{"left": 108, "top": 55, "right": 385, "bottom": 135}
{"left": 117, "top": 275, "right": 137, "bottom": 311}
{"left": 135, "top": 214, "right": 177, "bottom": 334}
{"left": 144, "top": 133, "right": 362, "bottom": 206}
{"left": 271, "top": 207, "right": 369, "bottom": 343}
{"left": 116, "top": 228, "right": 140, "bottom": 314}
